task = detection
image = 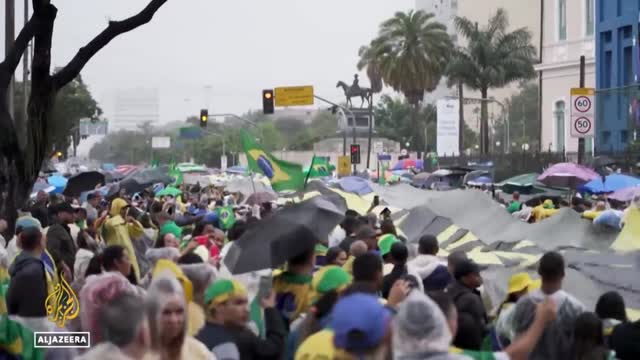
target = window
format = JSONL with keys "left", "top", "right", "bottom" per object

{"left": 558, "top": 0, "right": 567, "bottom": 40}
{"left": 621, "top": 130, "right": 629, "bottom": 143}
{"left": 624, "top": 46, "right": 633, "bottom": 85}
{"left": 585, "top": 0, "right": 594, "bottom": 36}
{"left": 602, "top": 131, "right": 611, "bottom": 144}
{"left": 555, "top": 101, "right": 566, "bottom": 151}
{"left": 585, "top": 137, "right": 593, "bottom": 153}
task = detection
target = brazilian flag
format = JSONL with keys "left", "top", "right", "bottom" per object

{"left": 0, "top": 316, "right": 44, "bottom": 360}
{"left": 216, "top": 206, "right": 236, "bottom": 230}
{"left": 240, "top": 130, "right": 304, "bottom": 192}
{"left": 305, "top": 156, "right": 333, "bottom": 178}
{"left": 168, "top": 163, "right": 183, "bottom": 186}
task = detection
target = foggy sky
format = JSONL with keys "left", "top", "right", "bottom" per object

{"left": 1, "top": 0, "right": 414, "bottom": 126}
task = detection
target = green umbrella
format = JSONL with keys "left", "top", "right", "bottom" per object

{"left": 156, "top": 186, "right": 182, "bottom": 197}
{"left": 497, "top": 173, "right": 544, "bottom": 194}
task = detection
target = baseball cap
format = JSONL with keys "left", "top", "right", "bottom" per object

{"left": 331, "top": 293, "right": 391, "bottom": 354}
{"left": 454, "top": 259, "right": 481, "bottom": 280}
{"left": 377, "top": 234, "right": 399, "bottom": 257}
{"left": 204, "top": 279, "right": 247, "bottom": 305}
{"left": 15, "top": 216, "right": 42, "bottom": 232}
{"left": 310, "top": 265, "right": 351, "bottom": 304}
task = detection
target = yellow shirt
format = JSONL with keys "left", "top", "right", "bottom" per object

{"left": 295, "top": 330, "right": 336, "bottom": 360}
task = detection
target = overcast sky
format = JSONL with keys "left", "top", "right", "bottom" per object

{"left": 1, "top": 0, "right": 414, "bottom": 125}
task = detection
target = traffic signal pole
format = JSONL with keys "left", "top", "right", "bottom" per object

{"left": 577, "top": 55, "right": 586, "bottom": 165}
{"left": 313, "top": 94, "right": 355, "bottom": 158}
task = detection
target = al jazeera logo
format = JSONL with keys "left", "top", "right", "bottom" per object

{"left": 34, "top": 276, "right": 90, "bottom": 348}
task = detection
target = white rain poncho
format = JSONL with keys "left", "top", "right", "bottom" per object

{"left": 393, "top": 292, "right": 470, "bottom": 360}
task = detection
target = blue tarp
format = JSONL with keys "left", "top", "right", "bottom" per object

{"left": 337, "top": 176, "right": 373, "bottom": 195}
{"left": 581, "top": 174, "right": 640, "bottom": 193}
{"left": 47, "top": 175, "right": 67, "bottom": 193}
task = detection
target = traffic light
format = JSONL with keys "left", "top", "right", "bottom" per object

{"left": 200, "top": 109, "right": 208, "bottom": 128}
{"left": 263, "top": 89, "right": 274, "bottom": 114}
{"left": 350, "top": 144, "right": 360, "bottom": 164}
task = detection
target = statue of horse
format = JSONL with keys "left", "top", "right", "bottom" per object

{"left": 336, "top": 81, "right": 372, "bottom": 108}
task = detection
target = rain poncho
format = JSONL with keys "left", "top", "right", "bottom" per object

{"left": 393, "top": 292, "right": 468, "bottom": 360}
{"left": 102, "top": 198, "right": 144, "bottom": 279}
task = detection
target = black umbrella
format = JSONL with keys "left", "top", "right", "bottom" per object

{"left": 63, "top": 171, "right": 105, "bottom": 197}
{"left": 224, "top": 194, "right": 346, "bottom": 274}
{"left": 245, "top": 191, "right": 278, "bottom": 206}
{"left": 591, "top": 156, "right": 616, "bottom": 169}
{"left": 119, "top": 168, "right": 173, "bottom": 195}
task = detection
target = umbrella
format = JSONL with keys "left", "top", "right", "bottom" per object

{"left": 391, "top": 159, "right": 424, "bottom": 170}
{"left": 411, "top": 172, "right": 431, "bottom": 188}
{"left": 590, "top": 156, "right": 616, "bottom": 169}
{"left": 609, "top": 185, "right": 640, "bottom": 202}
{"left": 114, "top": 164, "right": 139, "bottom": 177}
{"left": 63, "top": 171, "right": 105, "bottom": 197}
{"left": 245, "top": 191, "right": 278, "bottom": 206}
{"left": 47, "top": 175, "right": 67, "bottom": 193}
{"left": 463, "top": 170, "right": 492, "bottom": 185}
{"left": 119, "top": 168, "right": 174, "bottom": 195}
{"left": 538, "top": 163, "right": 599, "bottom": 188}
{"left": 580, "top": 174, "right": 640, "bottom": 194}
{"left": 30, "top": 180, "right": 55, "bottom": 198}
{"left": 226, "top": 166, "right": 247, "bottom": 175}
{"left": 497, "top": 173, "right": 543, "bottom": 194}
{"left": 223, "top": 194, "right": 346, "bottom": 274}
{"left": 337, "top": 176, "right": 373, "bottom": 195}
{"left": 467, "top": 176, "right": 493, "bottom": 186}
{"left": 156, "top": 186, "right": 182, "bottom": 197}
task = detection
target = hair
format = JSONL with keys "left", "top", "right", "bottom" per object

{"left": 345, "top": 209, "right": 359, "bottom": 218}
{"left": 325, "top": 246, "right": 346, "bottom": 265}
{"left": 87, "top": 193, "right": 98, "bottom": 201}
{"left": 349, "top": 240, "right": 368, "bottom": 257}
{"left": 538, "top": 251, "right": 565, "bottom": 282}
{"left": 512, "top": 192, "right": 520, "bottom": 200}
{"left": 192, "top": 221, "right": 212, "bottom": 237}
{"left": 390, "top": 242, "right": 408, "bottom": 264}
{"left": 177, "top": 252, "right": 203, "bottom": 265}
{"left": 298, "top": 290, "right": 340, "bottom": 346}
{"left": 447, "top": 251, "right": 468, "bottom": 271}
{"left": 85, "top": 255, "right": 104, "bottom": 278}
{"left": 99, "top": 293, "right": 147, "bottom": 348}
{"left": 146, "top": 276, "right": 187, "bottom": 352}
{"left": 380, "top": 219, "right": 397, "bottom": 236}
{"left": 102, "top": 245, "right": 127, "bottom": 272}
{"left": 289, "top": 247, "right": 315, "bottom": 267}
{"left": 571, "top": 312, "right": 608, "bottom": 360}
{"left": 227, "top": 220, "right": 248, "bottom": 241}
{"left": 418, "top": 234, "right": 439, "bottom": 255}
{"left": 340, "top": 216, "right": 363, "bottom": 236}
{"left": 19, "top": 228, "right": 42, "bottom": 251}
{"left": 353, "top": 253, "right": 383, "bottom": 282}
{"left": 595, "top": 291, "right": 627, "bottom": 323}
{"left": 154, "top": 232, "right": 175, "bottom": 249}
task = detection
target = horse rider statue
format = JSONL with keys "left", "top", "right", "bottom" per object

{"left": 337, "top": 74, "right": 372, "bottom": 108}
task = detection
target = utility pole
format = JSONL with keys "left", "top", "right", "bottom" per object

{"left": 5, "top": 0, "right": 15, "bottom": 118}
{"left": 577, "top": 55, "right": 586, "bottom": 165}
{"left": 22, "top": 0, "right": 29, "bottom": 123}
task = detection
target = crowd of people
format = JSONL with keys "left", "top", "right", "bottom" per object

{"left": 0, "top": 184, "right": 637, "bottom": 360}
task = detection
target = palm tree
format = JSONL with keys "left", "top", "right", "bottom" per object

{"left": 358, "top": 10, "right": 452, "bottom": 106}
{"left": 447, "top": 8, "right": 537, "bottom": 154}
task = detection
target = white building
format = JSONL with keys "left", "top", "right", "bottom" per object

{"left": 535, "top": 0, "right": 595, "bottom": 153}
{"left": 112, "top": 88, "right": 160, "bottom": 131}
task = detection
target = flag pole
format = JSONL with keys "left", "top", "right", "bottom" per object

{"left": 303, "top": 155, "right": 316, "bottom": 191}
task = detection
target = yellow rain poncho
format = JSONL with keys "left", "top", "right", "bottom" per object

{"left": 102, "top": 198, "right": 143, "bottom": 280}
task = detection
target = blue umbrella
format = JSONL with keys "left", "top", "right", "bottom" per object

{"left": 47, "top": 175, "right": 68, "bottom": 193}
{"left": 337, "top": 176, "right": 373, "bottom": 195}
{"left": 581, "top": 174, "right": 640, "bottom": 194}
{"left": 226, "top": 166, "right": 247, "bottom": 174}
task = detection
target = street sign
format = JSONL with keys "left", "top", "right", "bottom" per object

{"left": 337, "top": 156, "right": 351, "bottom": 177}
{"left": 377, "top": 154, "right": 392, "bottom": 161}
{"left": 151, "top": 137, "right": 171, "bottom": 149}
{"left": 570, "top": 88, "right": 595, "bottom": 138}
{"left": 274, "top": 86, "right": 314, "bottom": 107}
{"left": 79, "top": 119, "right": 108, "bottom": 136}
{"left": 179, "top": 127, "right": 202, "bottom": 140}
{"left": 373, "top": 141, "right": 383, "bottom": 154}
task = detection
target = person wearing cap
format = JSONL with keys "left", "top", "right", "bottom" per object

{"left": 102, "top": 198, "right": 143, "bottom": 281}
{"left": 46, "top": 202, "right": 77, "bottom": 278}
{"left": 507, "top": 192, "right": 522, "bottom": 214}
{"left": 408, "top": 234, "right": 451, "bottom": 292}
{"left": 381, "top": 241, "right": 420, "bottom": 299}
{"left": 198, "top": 279, "right": 286, "bottom": 360}
{"left": 494, "top": 273, "right": 541, "bottom": 347}
{"left": 446, "top": 259, "right": 488, "bottom": 350}
{"left": 295, "top": 293, "right": 393, "bottom": 359}
{"left": 285, "top": 265, "right": 352, "bottom": 359}
{"left": 353, "top": 225, "right": 378, "bottom": 253}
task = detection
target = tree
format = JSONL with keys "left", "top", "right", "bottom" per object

{"left": 374, "top": 95, "right": 477, "bottom": 153}
{"left": 447, "top": 8, "right": 536, "bottom": 154}
{"left": 14, "top": 76, "right": 102, "bottom": 157}
{"left": 492, "top": 82, "right": 540, "bottom": 151}
{"left": 0, "top": 0, "right": 168, "bottom": 230}
{"left": 359, "top": 10, "right": 451, "bottom": 106}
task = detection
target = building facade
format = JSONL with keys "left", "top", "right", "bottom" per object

{"left": 595, "top": 0, "right": 639, "bottom": 152}
{"left": 536, "top": 0, "right": 595, "bottom": 153}
{"left": 112, "top": 88, "right": 160, "bottom": 131}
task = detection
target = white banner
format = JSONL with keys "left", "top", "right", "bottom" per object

{"left": 151, "top": 136, "right": 171, "bottom": 149}
{"left": 437, "top": 99, "right": 460, "bottom": 156}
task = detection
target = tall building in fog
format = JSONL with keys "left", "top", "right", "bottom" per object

{"left": 112, "top": 88, "right": 159, "bottom": 131}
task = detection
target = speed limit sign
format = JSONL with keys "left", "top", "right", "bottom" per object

{"left": 570, "top": 88, "right": 595, "bottom": 138}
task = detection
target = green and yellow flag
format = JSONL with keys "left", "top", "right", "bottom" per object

{"left": 305, "top": 156, "right": 333, "bottom": 178}
{"left": 241, "top": 130, "right": 304, "bottom": 192}
{"left": 216, "top": 206, "right": 236, "bottom": 230}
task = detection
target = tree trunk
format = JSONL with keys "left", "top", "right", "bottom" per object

{"left": 481, "top": 87, "right": 489, "bottom": 155}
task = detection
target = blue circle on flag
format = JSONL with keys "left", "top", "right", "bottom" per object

{"left": 257, "top": 155, "right": 275, "bottom": 178}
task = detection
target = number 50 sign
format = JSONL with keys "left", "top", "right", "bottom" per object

{"left": 570, "top": 88, "right": 595, "bottom": 138}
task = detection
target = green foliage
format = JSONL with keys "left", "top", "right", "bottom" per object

{"left": 359, "top": 10, "right": 452, "bottom": 105}
{"left": 446, "top": 8, "right": 536, "bottom": 153}
{"left": 374, "top": 95, "right": 477, "bottom": 153}
{"left": 14, "top": 76, "right": 101, "bottom": 155}
{"left": 492, "top": 82, "right": 540, "bottom": 151}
